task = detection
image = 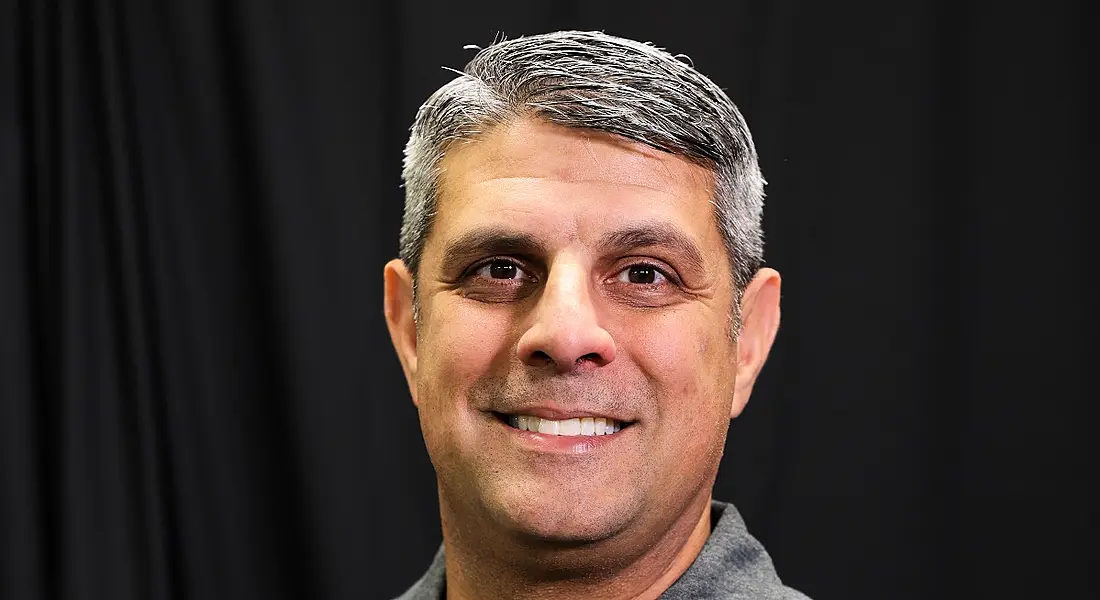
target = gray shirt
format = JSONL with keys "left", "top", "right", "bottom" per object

{"left": 395, "top": 500, "right": 812, "bottom": 599}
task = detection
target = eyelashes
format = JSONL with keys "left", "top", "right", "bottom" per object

{"left": 469, "top": 258, "right": 537, "bottom": 282}
{"left": 463, "top": 257, "right": 680, "bottom": 287}
{"left": 614, "top": 264, "right": 670, "bottom": 285}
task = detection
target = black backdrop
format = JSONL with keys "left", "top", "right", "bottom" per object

{"left": 1, "top": 1, "right": 1094, "bottom": 599}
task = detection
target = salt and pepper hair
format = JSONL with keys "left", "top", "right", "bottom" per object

{"left": 400, "top": 30, "right": 765, "bottom": 327}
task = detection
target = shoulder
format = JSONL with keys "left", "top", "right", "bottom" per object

{"left": 659, "top": 500, "right": 813, "bottom": 600}
{"left": 392, "top": 546, "right": 446, "bottom": 600}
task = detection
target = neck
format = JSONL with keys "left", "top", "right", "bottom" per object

{"left": 441, "top": 493, "right": 714, "bottom": 600}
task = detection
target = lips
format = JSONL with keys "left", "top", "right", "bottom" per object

{"left": 494, "top": 412, "right": 629, "bottom": 436}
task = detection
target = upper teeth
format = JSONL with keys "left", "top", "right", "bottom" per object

{"left": 510, "top": 415, "right": 622, "bottom": 436}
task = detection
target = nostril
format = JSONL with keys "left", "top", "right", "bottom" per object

{"left": 576, "top": 352, "right": 603, "bottom": 366}
{"left": 530, "top": 350, "right": 553, "bottom": 365}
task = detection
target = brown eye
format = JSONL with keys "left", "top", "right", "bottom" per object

{"left": 619, "top": 264, "right": 667, "bottom": 285}
{"left": 473, "top": 260, "right": 529, "bottom": 281}
{"left": 628, "top": 265, "right": 655, "bottom": 284}
{"left": 489, "top": 262, "right": 518, "bottom": 279}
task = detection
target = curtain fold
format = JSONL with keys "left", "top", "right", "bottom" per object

{"left": 1, "top": 1, "right": 1092, "bottom": 599}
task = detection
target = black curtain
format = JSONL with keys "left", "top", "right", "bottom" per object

{"left": 1, "top": 1, "right": 1093, "bottom": 598}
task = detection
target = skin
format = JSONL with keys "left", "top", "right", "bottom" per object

{"left": 384, "top": 117, "right": 782, "bottom": 599}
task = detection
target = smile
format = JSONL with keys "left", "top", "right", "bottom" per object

{"left": 495, "top": 413, "right": 629, "bottom": 436}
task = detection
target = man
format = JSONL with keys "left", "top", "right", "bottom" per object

{"left": 384, "top": 30, "right": 809, "bottom": 599}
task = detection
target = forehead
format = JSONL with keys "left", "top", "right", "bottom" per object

{"left": 431, "top": 118, "right": 720, "bottom": 252}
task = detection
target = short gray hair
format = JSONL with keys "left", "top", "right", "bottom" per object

{"left": 400, "top": 30, "right": 765, "bottom": 316}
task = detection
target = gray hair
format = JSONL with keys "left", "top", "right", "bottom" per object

{"left": 400, "top": 30, "right": 765, "bottom": 324}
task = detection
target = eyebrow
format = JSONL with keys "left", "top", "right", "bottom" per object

{"left": 438, "top": 228, "right": 550, "bottom": 276}
{"left": 597, "top": 223, "right": 707, "bottom": 274}
{"left": 436, "top": 222, "right": 707, "bottom": 275}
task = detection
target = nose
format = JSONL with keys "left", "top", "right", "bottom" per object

{"left": 516, "top": 261, "right": 617, "bottom": 373}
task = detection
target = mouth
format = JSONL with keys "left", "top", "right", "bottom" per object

{"left": 493, "top": 412, "right": 633, "bottom": 437}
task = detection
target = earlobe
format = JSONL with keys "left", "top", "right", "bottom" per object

{"left": 729, "top": 268, "right": 782, "bottom": 419}
{"left": 383, "top": 259, "right": 420, "bottom": 405}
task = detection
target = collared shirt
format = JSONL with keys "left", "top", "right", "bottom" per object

{"left": 395, "top": 500, "right": 812, "bottom": 599}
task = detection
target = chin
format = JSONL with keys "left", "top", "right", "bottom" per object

{"left": 511, "top": 522, "right": 621, "bottom": 545}
{"left": 508, "top": 515, "right": 616, "bottom": 544}
{"left": 484, "top": 479, "right": 634, "bottom": 544}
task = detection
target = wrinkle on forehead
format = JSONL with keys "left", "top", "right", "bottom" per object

{"left": 426, "top": 116, "right": 726, "bottom": 280}
{"left": 468, "top": 176, "right": 688, "bottom": 200}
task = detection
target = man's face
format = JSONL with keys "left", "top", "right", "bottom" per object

{"left": 386, "top": 118, "right": 777, "bottom": 548}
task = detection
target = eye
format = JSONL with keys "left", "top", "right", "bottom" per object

{"left": 617, "top": 264, "right": 668, "bottom": 285}
{"left": 473, "top": 259, "right": 532, "bottom": 281}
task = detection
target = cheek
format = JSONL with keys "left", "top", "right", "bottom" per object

{"left": 416, "top": 300, "right": 517, "bottom": 474}
{"left": 622, "top": 312, "right": 736, "bottom": 424}
{"left": 417, "top": 298, "right": 515, "bottom": 409}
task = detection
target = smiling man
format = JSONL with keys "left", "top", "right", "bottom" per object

{"left": 384, "top": 31, "right": 810, "bottom": 600}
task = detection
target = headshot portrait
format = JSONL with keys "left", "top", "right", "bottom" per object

{"left": 383, "top": 30, "right": 807, "bottom": 599}
{"left": 3, "top": 3, "right": 1090, "bottom": 600}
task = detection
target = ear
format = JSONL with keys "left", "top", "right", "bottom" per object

{"left": 383, "top": 259, "right": 420, "bottom": 406}
{"left": 730, "top": 267, "right": 782, "bottom": 419}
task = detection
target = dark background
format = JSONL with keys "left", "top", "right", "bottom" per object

{"left": 1, "top": 0, "right": 1094, "bottom": 599}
